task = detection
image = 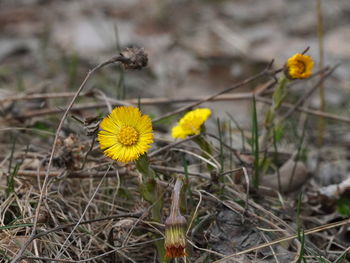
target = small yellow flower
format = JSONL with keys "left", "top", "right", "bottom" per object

{"left": 172, "top": 108, "right": 211, "bottom": 139}
{"left": 98, "top": 106, "right": 153, "bottom": 163}
{"left": 285, "top": 53, "right": 314, "bottom": 79}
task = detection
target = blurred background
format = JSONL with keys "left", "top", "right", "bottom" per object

{"left": 1, "top": 0, "right": 350, "bottom": 126}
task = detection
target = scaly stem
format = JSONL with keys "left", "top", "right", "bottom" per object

{"left": 260, "top": 77, "right": 288, "bottom": 151}
{"left": 170, "top": 177, "right": 183, "bottom": 218}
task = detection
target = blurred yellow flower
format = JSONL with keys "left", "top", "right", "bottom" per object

{"left": 172, "top": 108, "right": 211, "bottom": 139}
{"left": 98, "top": 106, "right": 153, "bottom": 163}
{"left": 286, "top": 53, "right": 314, "bottom": 79}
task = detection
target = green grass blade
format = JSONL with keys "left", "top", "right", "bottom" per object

{"left": 0, "top": 223, "right": 34, "bottom": 231}
{"left": 251, "top": 96, "right": 260, "bottom": 188}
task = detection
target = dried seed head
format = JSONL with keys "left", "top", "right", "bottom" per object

{"left": 119, "top": 47, "right": 148, "bottom": 70}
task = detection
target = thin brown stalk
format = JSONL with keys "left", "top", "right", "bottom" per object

{"left": 152, "top": 65, "right": 282, "bottom": 123}
{"left": 9, "top": 87, "right": 350, "bottom": 125}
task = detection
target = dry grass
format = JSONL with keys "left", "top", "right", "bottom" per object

{"left": 1, "top": 50, "right": 350, "bottom": 263}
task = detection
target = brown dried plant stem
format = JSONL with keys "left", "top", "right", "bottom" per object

{"left": 152, "top": 65, "right": 283, "bottom": 123}
{"left": 2, "top": 76, "right": 271, "bottom": 105}
{"left": 7, "top": 67, "right": 330, "bottom": 106}
{"left": 10, "top": 55, "right": 127, "bottom": 263}
{"left": 149, "top": 134, "right": 200, "bottom": 157}
{"left": 0, "top": 91, "right": 90, "bottom": 103}
{"left": 16, "top": 166, "right": 207, "bottom": 179}
{"left": 15, "top": 94, "right": 350, "bottom": 124}
{"left": 10, "top": 67, "right": 350, "bottom": 125}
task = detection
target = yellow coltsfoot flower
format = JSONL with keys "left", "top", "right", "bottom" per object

{"left": 285, "top": 53, "right": 314, "bottom": 79}
{"left": 98, "top": 106, "right": 154, "bottom": 163}
{"left": 172, "top": 108, "right": 211, "bottom": 139}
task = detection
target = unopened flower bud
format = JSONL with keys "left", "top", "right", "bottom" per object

{"left": 284, "top": 53, "right": 314, "bottom": 79}
{"left": 165, "top": 214, "right": 187, "bottom": 259}
{"left": 164, "top": 176, "right": 187, "bottom": 259}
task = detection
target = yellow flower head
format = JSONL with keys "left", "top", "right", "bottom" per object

{"left": 285, "top": 53, "right": 314, "bottom": 79}
{"left": 98, "top": 106, "right": 154, "bottom": 163}
{"left": 172, "top": 108, "right": 211, "bottom": 139}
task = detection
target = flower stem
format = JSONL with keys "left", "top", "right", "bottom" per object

{"left": 261, "top": 76, "right": 289, "bottom": 151}
{"left": 170, "top": 176, "right": 183, "bottom": 218}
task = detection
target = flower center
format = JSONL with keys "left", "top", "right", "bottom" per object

{"left": 296, "top": 60, "right": 306, "bottom": 73}
{"left": 117, "top": 126, "right": 139, "bottom": 146}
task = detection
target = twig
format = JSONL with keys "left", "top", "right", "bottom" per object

{"left": 205, "top": 133, "right": 244, "bottom": 164}
{"left": 260, "top": 232, "right": 280, "bottom": 263}
{"left": 172, "top": 148, "right": 220, "bottom": 171}
{"left": 16, "top": 169, "right": 122, "bottom": 178}
{"left": 93, "top": 88, "right": 113, "bottom": 113}
{"left": 187, "top": 239, "right": 226, "bottom": 258}
{"left": 151, "top": 165, "right": 210, "bottom": 179}
{"left": 152, "top": 65, "right": 282, "bottom": 122}
{"left": 9, "top": 90, "right": 350, "bottom": 124}
{"left": 1, "top": 80, "right": 273, "bottom": 105}
{"left": 149, "top": 134, "right": 200, "bottom": 157}
{"left": 0, "top": 91, "right": 91, "bottom": 103}
{"left": 6, "top": 93, "right": 256, "bottom": 119}
{"left": 186, "top": 190, "right": 203, "bottom": 235}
